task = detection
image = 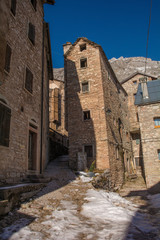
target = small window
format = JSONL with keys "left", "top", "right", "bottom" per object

{"left": 133, "top": 80, "right": 137, "bottom": 85}
{"left": 0, "top": 102, "right": 11, "bottom": 147}
{"left": 158, "top": 150, "right": 160, "bottom": 160}
{"left": 11, "top": 0, "right": 17, "bottom": 16}
{"left": 82, "top": 81, "right": 89, "bottom": 93}
{"left": 134, "top": 93, "right": 136, "bottom": 100}
{"left": 84, "top": 145, "right": 93, "bottom": 158}
{"left": 30, "top": 0, "right": 37, "bottom": 10}
{"left": 4, "top": 44, "right": 12, "bottom": 73}
{"left": 136, "top": 112, "right": 139, "bottom": 122}
{"left": 28, "top": 22, "right": 35, "bottom": 45}
{"left": 136, "top": 139, "right": 140, "bottom": 145}
{"left": 80, "top": 44, "right": 86, "bottom": 52}
{"left": 83, "top": 110, "right": 90, "bottom": 121}
{"left": 25, "top": 68, "right": 33, "bottom": 94}
{"left": 154, "top": 118, "right": 160, "bottom": 128}
{"left": 116, "top": 147, "right": 119, "bottom": 159}
{"left": 80, "top": 58, "right": 87, "bottom": 68}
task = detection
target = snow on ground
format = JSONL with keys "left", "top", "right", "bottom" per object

{"left": 0, "top": 178, "right": 160, "bottom": 240}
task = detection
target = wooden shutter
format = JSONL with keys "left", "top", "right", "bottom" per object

{"left": 0, "top": 103, "right": 11, "bottom": 147}
{"left": 4, "top": 44, "right": 12, "bottom": 73}
{"left": 54, "top": 88, "right": 59, "bottom": 122}
{"left": 25, "top": 68, "right": 33, "bottom": 93}
{"left": 28, "top": 23, "right": 35, "bottom": 45}
{"left": 31, "top": 0, "right": 37, "bottom": 10}
{"left": 11, "top": 0, "right": 17, "bottom": 16}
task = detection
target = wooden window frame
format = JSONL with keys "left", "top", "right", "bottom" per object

{"left": 80, "top": 58, "right": 87, "bottom": 68}
{"left": 81, "top": 81, "right": 89, "bottom": 93}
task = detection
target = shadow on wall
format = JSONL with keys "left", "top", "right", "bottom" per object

{"left": 65, "top": 59, "right": 96, "bottom": 170}
{"left": 123, "top": 181, "right": 160, "bottom": 239}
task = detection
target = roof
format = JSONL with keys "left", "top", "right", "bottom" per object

{"left": 121, "top": 71, "right": 157, "bottom": 84}
{"left": 135, "top": 79, "right": 160, "bottom": 105}
{"left": 64, "top": 37, "right": 127, "bottom": 96}
{"left": 64, "top": 37, "right": 100, "bottom": 57}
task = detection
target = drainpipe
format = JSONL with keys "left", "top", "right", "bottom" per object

{"left": 40, "top": 20, "right": 45, "bottom": 174}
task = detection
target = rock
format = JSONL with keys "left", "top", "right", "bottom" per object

{"left": 92, "top": 169, "right": 113, "bottom": 191}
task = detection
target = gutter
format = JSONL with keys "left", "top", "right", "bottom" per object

{"left": 40, "top": 21, "right": 45, "bottom": 174}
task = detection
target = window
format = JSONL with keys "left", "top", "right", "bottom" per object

{"left": 82, "top": 81, "right": 89, "bottom": 93}
{"left": 154, "top": 118, "right": 160, "bottom": 128}
{"left": 133, "top": 80, "right": 137, "bottom": 85}
{"left": 136, "top": 112, "right": 139, "bottom": 122}
{"left": 80, "top": 44, "right": 86, "bottom": 52}
{"left": 4, "top": 44, "right": 12, "bottom": 73}
{"left": 116, "top": 147, "right": 119, "bottom": 159}
{"left": 30, "top": 0, "right": 37, "bottom": 10}
{"left": 11, "top": 0, "right": 17, "bottom": 16}
{"left": 83, "top": 110, "right": 90, "bottom": 120}
{"left": 0, "top": 102, "right": 11, "bottom": 147}
{"left": 84, "top": 145, "right": 93, "bottom": 158}
{"left": 25, "top": 68, "right": 33, "bottom": 93}
{"left": 158, "top": 150, "right": 160, "bottom": 160}
{"left": 136, "top": 139, "right": 140, "bottom": 145}
{"left": 28, "top": 22, "right": 35, "bottom": 45}
{"left": 80, "top": 58, "right": 87, "bottom": 68}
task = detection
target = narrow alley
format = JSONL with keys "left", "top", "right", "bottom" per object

{"left": 0, "top": 156, "right": 160, "bottom": 240}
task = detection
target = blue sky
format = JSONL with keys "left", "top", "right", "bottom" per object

{"left": 44, "top": 0, "right": 160, "bottom": 68}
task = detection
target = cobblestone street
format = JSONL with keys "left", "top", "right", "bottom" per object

{"left": 0, "top": 156, "right": 160, "bottom": 240}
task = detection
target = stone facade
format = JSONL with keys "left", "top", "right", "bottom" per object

{"left": 0, "top": 0, "right": 54, "bottom": 185}
{"left": 137, "top": 103, "right": 160, "bottom": 188}
{"left": 64, "top": 38, "right": 132, "bottom": 188}
{"left": 122, "top": 73, "right": 156, "bottom": 172}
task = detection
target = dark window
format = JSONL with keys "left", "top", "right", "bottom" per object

{"left": 4, "top": 44, "right": 12, "bottom": 73}
{"left": 28, "top": 23, "right": 35, "bottom": 45}
{"left": 25, "top": 68, "right": 33, "bottom": 93}
{"left": 136, "top": 112, "right": 139, "bottom": 122}
{"left": 11, "top": 0, "right": 17, "bottom": 15}
{"left": 80, "top": 44, "right": 86, "bottom": 52}
{"left": 30, "top": 0, "right": 37, "bottom": 10}
{"left": 84, "top": 145, "right": 93, "bottom": 158}
{"left": 133, "top": 80, "right": 137, "bottom": 85}
{"left": 80, "top": 58, "right": 87, "bottom": 68}
{"left": 82, "top": 81, "right": 89, "bottom": 93}
{"left": 0, "top": 102, "right": 11, "bottom": 147}
{"left": 83, "top": 110, "right": 90, "bottom": 120}
{"left": 158, "top": 150, "right": 160, "bottom": 160}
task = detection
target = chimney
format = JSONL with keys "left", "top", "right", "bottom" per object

{"left": 63, "top": 42, "right": 72, "bottom": 55}
{"left": 139, "top": 77, "right": 149, "bottom": 99}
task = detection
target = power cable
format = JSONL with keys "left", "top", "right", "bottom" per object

{"left": 144, "top": 0, "right": 152, "bottom": 74}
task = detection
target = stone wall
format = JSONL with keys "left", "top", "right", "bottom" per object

{"left": 137, "top": 103, "right": 160, "bottom": 188}
{"left": 0, "top": 0, "right": 49, "bottom": 184}
{"left": 64, "top": 38, "right": 132, "bottom": 187}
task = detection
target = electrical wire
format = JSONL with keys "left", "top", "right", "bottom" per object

{"left": 144, "top": 0, "right": 152, "bottom": 74}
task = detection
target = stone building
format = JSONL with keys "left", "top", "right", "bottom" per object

{"left": 135, "top": 79, "right": 160, "bottom": 189}
{"left": 0, "top": 0, "right": 54, "bottom": 185}
{"left": 49, "top": 68, "right": 67, "bottom": 135}
{"left": 64, "top": 37, "right": 132, "bottom": 188}
{"left": 121, "top": 72, "right": 157, "bottom": 172}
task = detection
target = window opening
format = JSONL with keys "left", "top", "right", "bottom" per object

{"left": 0, "top": 102, "right": 11, "bottom": 147}
{"left": 4, "top": 44, "right": 12, "bottom": 73}
{"left": 80, "top": 44, "right": 86, "bottom": 52}
{"left": 154, "top": 117, "right": 160, "bottom": 128}
{"left": 83, "top": 110, "right": 90, "bottom": 120}
{"left": 80, "top": 58, "right": 87, "bottom": 68}
{"left": 25, "top": 68, "right": 33, "bottom": 93}
{"left": 28, "top": 22, "right": 35, "bottom": 45}
{"left": 84, "top": 145, "right": 93, "bottom": 158}
{"left": 11, "top": 0, "right": 17, "bottom": 16}
{"left": 82, "top": 81, "right": 89, "bottom": 93}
